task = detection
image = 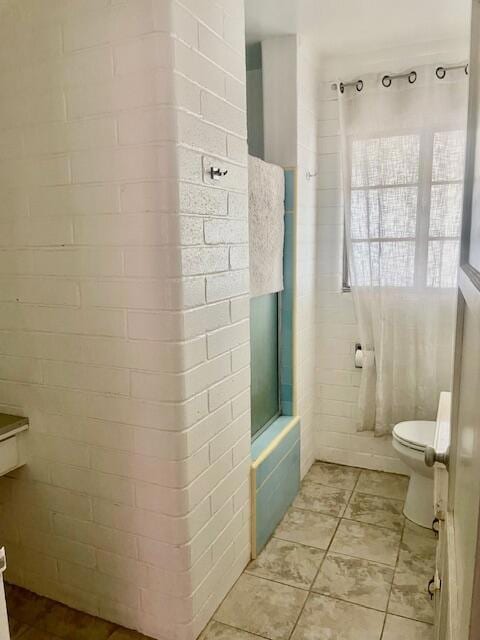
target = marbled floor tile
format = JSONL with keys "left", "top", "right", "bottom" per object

{"left": 293, "top": 480, "right": 350, "bottom": 517}
{"left": 312, "top": 552, "right": 393, "bottom": 610}
{"left": 274, "top": 507, "right": 339, "bottom": 549}
{"left": 382, "top": 614, "right": 434, "bottom": 640}
{"left": 388, "top": 584, "right": 434, "bottom": 624}
{"left": 5, "top": 585, "right": 55, "bottom": 627}
{"left": 201, "top": 621, "right": 262, "bottom": 640}
{"left": 246, "top": 538, "right": 325, "bottom": 589}
{"left": 291, "top": 593, "right": 384, "bottom": 640}
{"left": 34, "top": 602, "right": 116, "bottom": 640}
{"left": 389, "top": 530, "right": 435, "bottom": 625}
{"left": 344, "top": 492, "right": 405, "bottom": 531}
{"left": 214, "top": 574, "right": 307, "bottom": 640}
{"left": 330, "top": 519, "right": 402, "bottom": 566}
{"left": 356, "top": 470, "right": 409, "bottom": 501}
{"left": 396, "top": 535, "right": 436, "bottom": 586}
{"left": 403, "top": 519, "right": 436, "bottom": 539}
{"left": 305, "top": 463, "right": 360, "bottom": 490}
{"left": 401, "top": 528, "right": 438, "bottom": 558}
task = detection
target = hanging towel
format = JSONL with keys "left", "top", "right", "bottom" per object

{"left": 248, "top": 154, "right": 285, "bottom": 297}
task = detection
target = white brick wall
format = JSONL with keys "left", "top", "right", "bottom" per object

{"left": 314, "top": 73, "right": 415, "bottom": 472}
{"left": 313, "top": 43, "right": 467, "bottom": 473}
{"left": 296, "top": 41, "right": 319, "bottom": 477}
{"left": 0, "top": 1, "right": 249, "bottom": 639}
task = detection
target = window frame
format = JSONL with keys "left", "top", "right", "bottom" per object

{"left": 342, "top": 126, "right": 464, "bottom": 291}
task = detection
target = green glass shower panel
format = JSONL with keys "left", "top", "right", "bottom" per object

{"left": 250, "top": 293, "right": 280, "bottom": 438}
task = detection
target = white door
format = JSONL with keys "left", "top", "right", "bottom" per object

{"left": 437, "top": 1, "right": 480, "bottom": 637}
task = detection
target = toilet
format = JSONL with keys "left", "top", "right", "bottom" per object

{"left": 392, "top": 420, "right": 436, "bottom": 528}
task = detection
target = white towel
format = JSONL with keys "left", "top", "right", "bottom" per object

{"left": 248, "top": 155, "right": 285, "bottom": 297}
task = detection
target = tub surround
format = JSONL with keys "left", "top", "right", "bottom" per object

{"left": 251, "top": 416, "right": 301, "bottom": 557}
{"left": 250, "top": 168, "right": 300, "bottom": 558}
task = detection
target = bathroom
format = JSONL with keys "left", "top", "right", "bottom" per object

{"left": 0, "top": 0, "right": 479, "bottom": 639}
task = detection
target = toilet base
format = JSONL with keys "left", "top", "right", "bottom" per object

{"left": 403, "top": 473, "right": 434, "bottom": 529}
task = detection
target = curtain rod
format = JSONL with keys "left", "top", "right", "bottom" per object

{"left": 331, "top": 62, "right": 469, "bottom": 93}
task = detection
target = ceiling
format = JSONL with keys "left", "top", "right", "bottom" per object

{"left": 245, "top": 0, "right": 471, "bottom": 58}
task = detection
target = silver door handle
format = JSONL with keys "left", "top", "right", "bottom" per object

{"left": 425, "top": 445, "right": 450, "bottom": 470}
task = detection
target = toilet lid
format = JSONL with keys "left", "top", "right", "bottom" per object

{"left": 393, "top": 421, "right": 436, "bottom": 451}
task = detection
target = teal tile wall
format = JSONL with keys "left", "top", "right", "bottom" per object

{"left": 255, "top": 421, "right": 300, "bottom": 554}
{"left": 250, "top": 169, "right": 299, "bottom": 557}
{"left": 253, "top": 420, "right": 299, "bottom": 489}
{"left": 251, "top": 415, "right": 293, "bottom": 460}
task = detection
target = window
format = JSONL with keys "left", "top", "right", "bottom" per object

{"left": 345, "top": 129, "right": 465, "bottom": 289}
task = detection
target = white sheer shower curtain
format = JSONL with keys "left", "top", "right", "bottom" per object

{"left": 338, "top": 64, "right": 468, "bottom": 436}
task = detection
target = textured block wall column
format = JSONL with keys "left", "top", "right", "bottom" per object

{"left": 0, "top": 1, "right": 250, "bottom": 639}
{"left": 170, "top": 2, "right": 251, "bottom": 637}
{"left": 295, "top": 40, "right": 319, "bottom": 477}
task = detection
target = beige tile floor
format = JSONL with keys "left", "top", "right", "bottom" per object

{"left": 205, "top": 463, "right": 436, "bottom": 640}
{"left": 5, "top": 463, "right": 435, "bottom": 640}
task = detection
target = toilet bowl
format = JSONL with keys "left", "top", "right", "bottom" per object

{"left": 392, "top": 420, "right": 436, "bottom": 528}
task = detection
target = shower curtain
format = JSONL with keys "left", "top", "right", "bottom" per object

{"left": 338, "top": 64, "right": 468, "bottom": 435}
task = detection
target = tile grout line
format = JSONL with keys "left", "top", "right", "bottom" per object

{"left": 280, "top": 506, "right": 407, "bottom": 534}
{"left": 380, "top": 507, "right": 407, "bottom": 639}
{"left": 284, "top": 470, "right": 362, "bottom": 640}
{"left": 299, "top": 474, "right": 407, "bottom": 503}
{"left": 340, "top": 515, "right": 404, "bottom": 533}
{"left": 208, "top": 618, "right": 274, "bottom": 640}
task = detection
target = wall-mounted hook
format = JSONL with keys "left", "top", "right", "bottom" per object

{"left": 306, "top": 170, "right": 318, "bottom": 180}
{"left": 210, "top": 166, "right": 228, "bottom": 180}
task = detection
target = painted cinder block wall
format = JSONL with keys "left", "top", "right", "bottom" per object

{"left": 169, "top": 0, "right": 251, "bottom": 636}
{"left": 0, "top": 1, "right": 250, "bottom": 639}
{"left": 313, "top": 42, "right": 468, "bottom": 473}
{"left": 295, "top": 39, "right": 320, "bottom": 477}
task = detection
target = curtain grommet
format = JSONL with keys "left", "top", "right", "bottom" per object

{"left": 408, "top": 71, "right": 417, "bottom": 84}
{"left": 382, "top": 75, "right": 391, "bottom": 88}
{"left": 355, "top": 80, "right": 364, "bottom": 92}
{"left": 436, "top": 66, "right": 446, "bottom": 79}
{"left": 339, "top": 82, "right": 345, "bottom": 94}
